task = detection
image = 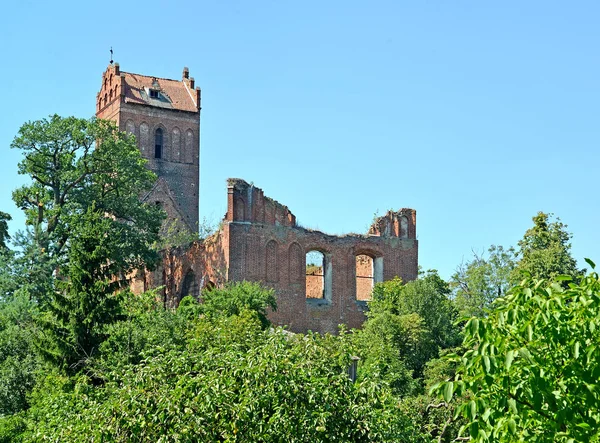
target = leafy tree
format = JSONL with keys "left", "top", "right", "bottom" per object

{"left": 451, "top": 245, "right": 517, "bottom": 318}
{"left": 435, "top": 259, "right": 600, "bottom": 442}
{"left": 0, "top": 212, "right": 10, "bottom": 250}
{"left": 512, "top": 212, "right": 579, "bottom": 283}
{"left": 9, "top": 115, "right": 163, "bottom": 373}
{"left": 370, "top": 272, "right": 460, "bottom": 353}
{"left": 200, "top": 281, "right": 277, "bottom": 328}
{"left": 11, "top": 115, "right": 162, "bottom": 302}
{"left": 355, "top": 272, "right": 460, "bottom": 392}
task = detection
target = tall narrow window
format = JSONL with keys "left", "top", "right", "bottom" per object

{"left": 306, "top": 250, "right": 332, "bottom": 302}
{"left": 155, "top": 128, "right": 163, "bottom": 159}
{"left": 356, "top": 254, "right": 374, "bottom": 301}
{"left": 356, "top": 255, "right": 384, "bottom": 301}
{"left": 306, "top": 250, "right": 325, "bottom": 299}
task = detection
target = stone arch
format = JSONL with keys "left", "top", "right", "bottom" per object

{"left": 139, "top": 122, "right": 150, "bottom": 157}
{"left": 180, "top": 269, "right": 199, "bottom": 300}
{"left": 172, "top": 127, "right": 181, "bottom": 162}
{"left": 266, "top": 240, "right": 278, "bottom": 282}
{"left": 288, "top": 242, "right": 303, "bottom": 283}
{"left": 185, "top": 129, "right": 194, "bottom": 164}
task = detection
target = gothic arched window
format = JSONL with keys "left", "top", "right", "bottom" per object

{"left": 154, "top": 128, "right": 163, "bottom": 159}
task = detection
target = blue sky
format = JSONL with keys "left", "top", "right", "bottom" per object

{"left": 1, "top": 0, "right": 599, "bottom": 279}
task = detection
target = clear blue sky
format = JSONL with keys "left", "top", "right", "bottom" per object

{"left": 1, "top": 0, "right": 599, "bottom": 279}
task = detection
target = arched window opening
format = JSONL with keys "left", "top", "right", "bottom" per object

{"left": 180, "top": 270, "right": 199, "bottom": 300}
{"left": 155, "top": 128, "right": 163, "bottom": 159}
{"left": 356, "top": 255, "right": 384, "bottom": 301}
{"left": 356, "top": 254, "right": 374, "bottom": 301}
{"left": 306, "top": 250, "right": 324, "bottom": 299}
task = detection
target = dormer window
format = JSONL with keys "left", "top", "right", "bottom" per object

{"left": 149, "top": 89, "right": 159, "bottom": 99}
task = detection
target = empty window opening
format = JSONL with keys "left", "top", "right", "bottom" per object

{"left": 306, "top": 250, "right": 324, "bottom": 299}
{"left": 155, "top": 128, "right": 163, "bottom": 159}
{"left": 356, "top": 255, "right": 374, "bottom": 301}
{"left": 356, "top": 255, "right": 384, "bottom": 301}
{"left": 306, "top": 250, "right": 332, "bottom": 301}
{"left": 181, "top": 270, "right": 199, "bottom": 300}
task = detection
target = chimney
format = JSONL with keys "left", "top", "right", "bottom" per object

{"left": 183, "top": 67, "right": 189, "bottom": 80}
{"left": 189, "top": 77, "right": 195, "bottom": 89}
{"left": 114, "top": 63, "right": 120, "bottom": 75}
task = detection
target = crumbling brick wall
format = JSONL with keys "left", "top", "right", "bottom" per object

{"left": 132, "top": 179, "right": 418, "bottom": 334}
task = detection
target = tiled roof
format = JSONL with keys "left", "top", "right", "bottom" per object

{"left": 122, "top": 72, "right": 198, "bottom": 113}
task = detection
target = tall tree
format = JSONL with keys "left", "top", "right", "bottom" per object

{"left": 357, "top": 272, "right": 461, "bottom": 387}
{"left": 512, "top": 212, "right": 579, "bottom": 283}
{"left": 10, "top": 115, "right": 163, "bottom": 371}
{"left": 451, "top": 245, "right": 516, "bottom": 318}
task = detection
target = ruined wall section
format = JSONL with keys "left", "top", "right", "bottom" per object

{"left": 132, "top": 226, "right": 230, "bottom": 307}
{"left": 223, "top": 179, "right": 418, "bottom": 334}
{"left": 130, "top": 179, "right": 418, "bottom": 335}
{"left": 226, "top": 178, "right": 296, "bottom": 227}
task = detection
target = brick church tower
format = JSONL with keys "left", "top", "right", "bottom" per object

{"left": 96, "top": 62, "right": 201, "bottom": 233}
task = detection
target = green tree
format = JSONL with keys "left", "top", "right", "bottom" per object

{"left": 451, "top": 245, "right": 517, "bottom": 318}
{"left": 200, "top": 281, "right": 277, "bottom": 328}
{"left": 356, "top": 272, "right": 460, "bottom": 390}
{"left": 0, "top": 212, "right": 10, "bottom": 250}
{"left": 10, "top": 115, "right": 163, "bottom": 373}
{"left": 512, "top": 212, "right": 579, "bottom": 283}
{"left": 11, "top": 115, "right": 163, "bottom": 303}
{"left": 435, "top": 260, "right": 600, "bottom": 442}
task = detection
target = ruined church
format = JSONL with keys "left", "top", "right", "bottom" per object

{"left": 96, "top": 63, "right": 418, "bottom": 334}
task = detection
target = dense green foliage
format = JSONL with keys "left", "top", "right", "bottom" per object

{"left": 1, "top": 292, "right": 421, "bottom": 442}
{"left": 436, "top": 264, "right": 599, "bottom": 442}
{"left": 199, "top": 281, "right": 277, "bottom": 328}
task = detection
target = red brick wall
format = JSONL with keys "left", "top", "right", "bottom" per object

{"left": 132, "top": 179, "right": 419, "bottom": 334}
